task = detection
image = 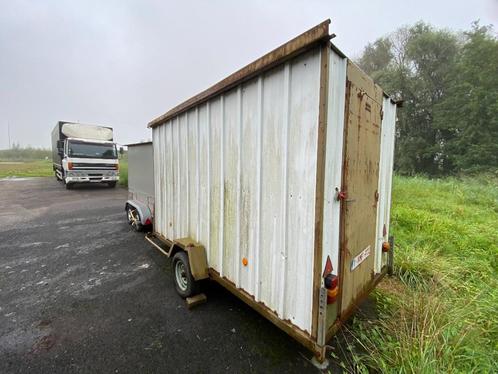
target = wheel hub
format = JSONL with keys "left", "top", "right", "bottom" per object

{"left": 175, "top": 261, "right": 188, "bottom": 291}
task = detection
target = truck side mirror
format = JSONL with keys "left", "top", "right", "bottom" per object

{"left": 57, "top": 140, "right": 64, "bottom": 156}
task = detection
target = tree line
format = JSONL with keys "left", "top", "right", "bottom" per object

{"left": 357, "top": 21, "right": 498, "bottom": 176}
{"left": 0, "top": 144, "right": 51, "bottom": 161}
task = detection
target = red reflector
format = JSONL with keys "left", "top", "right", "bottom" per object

{"left": 324, "top": 274, "right": 338, "bottom": 290}
{"left": 144, "top": 218, "right": 151, "bottom": 226}
{"left": 323, "top": 255, "right": 333, "bottom": 278}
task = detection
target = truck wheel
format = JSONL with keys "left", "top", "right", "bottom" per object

{"left": 65, "top": 181, "right": 73, "bottom": 189}
{"left": 108, "top": 182, "right": 117, "bottom": 188}
{"left": 126, "top": 206, "right": 143, "bottom": 232}
{"left": 172, "top": 251, "right": 200, "bottom": 298}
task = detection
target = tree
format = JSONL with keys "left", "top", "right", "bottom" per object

{"left": 356, "top": 22, "right": 498, "bottom": 176}
{"left": 434, "top": 23, "right": 498, "bottom": 173}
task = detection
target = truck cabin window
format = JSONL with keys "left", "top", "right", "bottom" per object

{"left": 68, "top": 141, "right": 117, "bottom": 159}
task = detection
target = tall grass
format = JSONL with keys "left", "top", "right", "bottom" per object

{"left": 349, "top": 176, "right": 498, "bottom": 372}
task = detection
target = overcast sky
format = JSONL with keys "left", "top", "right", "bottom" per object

{"left": 1, "top": 0, "right": 496, "bottom": 149}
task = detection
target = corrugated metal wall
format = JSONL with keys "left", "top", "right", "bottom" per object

{"left": 322, "top": 50, "right": 346, "bottom": 279}
{"left": 128, "top": 144, "right": 154, "bottom": 197}
{"left": 375, "top": 98, "right": 397, "bottom": 273}
{"left": 153, "top": 47, "right": 322, "bottom": 333}
{"left": 322, "top": 49, "right": 347, "bottom": 328}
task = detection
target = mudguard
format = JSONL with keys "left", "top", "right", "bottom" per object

{"left": 126, "top": 200, "right": 153, "bottom": 226}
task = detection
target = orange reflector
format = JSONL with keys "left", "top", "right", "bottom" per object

{"left": 242, "top": 257, "right": 248, "bottom": 266}
{"left": 382, "top": 241, "right": 390, "bottom": 252}
{"left": 327, "top": 287, "right": 339, "bottom": 304}
{"left": 68, "top": 162, "right": 73, "bottom": 170}
{"left": 115, "top": 163, "right": 119, "bottom": 171}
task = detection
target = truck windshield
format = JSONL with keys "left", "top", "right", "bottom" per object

{"left": 68, "top": 141, "right": 117, "bottom": 159}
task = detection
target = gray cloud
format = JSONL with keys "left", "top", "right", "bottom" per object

{"left": 0, "top": 0, "right": 496, "bottom": 148}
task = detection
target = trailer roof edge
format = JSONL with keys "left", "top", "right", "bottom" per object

{"left": 148, "top": 19, "right": 332, "bottom": 128}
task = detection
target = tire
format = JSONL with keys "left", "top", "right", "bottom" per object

{"left": 172, "top": 251, "right": 200, "bottom": 298}
{"left": 65, "top": 181, "right": 73, "bottom": 189}
{"left": 108, "top": 182, "right": 117, "bottom": 188}
{"left": 126, "top": 206, "right": 143, "bottom": 232}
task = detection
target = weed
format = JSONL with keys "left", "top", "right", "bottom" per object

{"left": 349, "top": 176, "right": 498, "bottom": 372}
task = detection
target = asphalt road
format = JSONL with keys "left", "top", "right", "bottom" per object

{"left": 0, "top": 177, "right": 327, "bottom": 373}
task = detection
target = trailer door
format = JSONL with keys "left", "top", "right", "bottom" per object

{"left": 339, "top": 61, "right": 383, "bottom": 315}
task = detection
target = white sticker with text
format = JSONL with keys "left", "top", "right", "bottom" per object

{"left": 351, "top": 245, "right": 371, "bottom": 271}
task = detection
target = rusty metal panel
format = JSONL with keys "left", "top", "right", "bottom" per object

{"left": 375, "top": 98, "right": 397, "bottom": 272}
{"left": 152, "top": 48, "right": 321, "bottom": 334}
{"left": 339, "top": 61, "right": 383, "bottom": 315}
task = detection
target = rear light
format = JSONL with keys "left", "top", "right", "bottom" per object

{"left": 68, "top": 162, "right": 73, "bottom": 170}
{"left": 324, "top": 274, "right": 339, "bottom": 304}
{"left": 327, "top": 287, "right": 339, "bottom": 303}
{"left": 382, "top": 241, "right": 390, "bottom": 252}
{"left": 144, "top": 218, "right": 151, "bottom": 226}
{"left": 325, "top": 273, "right": 338, "bottom": 289}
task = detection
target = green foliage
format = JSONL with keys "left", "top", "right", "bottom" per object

{"left": 358, "top": 22, "right": 498, "bottom": 176}
{"left": 434, "top": 23, "right": 498, "bottom": 173}
{"left": 0, "top": 146, "right": 51, "bottom": 161}
{"left": 119, "top": 157, "right": 128, "bottom": 187}
{"left": 350, "top": 176, "right": 498, "bottom": 372}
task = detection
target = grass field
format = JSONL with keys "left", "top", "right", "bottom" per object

{"left": 0, "top": 157, "right": 129, "bottom": 184}
{"left": 345, "top": 175, "right": 498, "bottom": 373}
{"left": 0, "top": 160, "right": 53, "bottom": 178}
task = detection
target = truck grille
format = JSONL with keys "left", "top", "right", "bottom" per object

{"left": 71, "top": 163, "right": 117, "bottom": 170}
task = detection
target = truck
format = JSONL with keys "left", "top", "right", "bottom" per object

{"left": 51, "top": 121, "right": 119, "bottom": 189}
{"left": 128, "top": 19, "right": 399, "bottom": 366}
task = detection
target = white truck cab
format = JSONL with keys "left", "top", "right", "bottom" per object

{"left": 52, "top": 122, "right": 119, "bottom": 189}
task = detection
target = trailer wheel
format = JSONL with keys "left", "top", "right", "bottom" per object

{"left": 126, "top": 206, "right": 143, "bottom": 232}
{"left": 172, "top": 251, "right": 200, "bottom": 298}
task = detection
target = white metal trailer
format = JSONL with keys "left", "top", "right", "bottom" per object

{"left": 145, "top": 20, "right": 397, "bottom": 362}
{"left": 125, "top": 142, "right": 155, "bottom": 231}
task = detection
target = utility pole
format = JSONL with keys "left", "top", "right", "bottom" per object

{"left": 7, "top": 122, "right": 11, "bottom": 149}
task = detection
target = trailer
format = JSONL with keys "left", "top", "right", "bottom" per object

{"left": 125, "top": 142, "right": 154, "bottom": 231}
{"left": 143, "top": 20, "right": 397, "bottom": 363}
